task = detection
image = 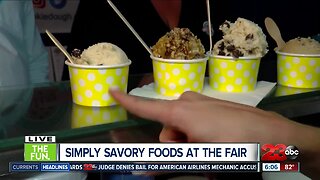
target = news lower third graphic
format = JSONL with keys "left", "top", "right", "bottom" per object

{"left": 11, "top": 136, "right": 300, "bottom": 173}
{"left": 24, "top": 136, "right": 57, "bottom": 161}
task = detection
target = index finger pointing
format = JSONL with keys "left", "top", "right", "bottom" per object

{"left": 109, "top": 89, "right": 175, "bottom": 125}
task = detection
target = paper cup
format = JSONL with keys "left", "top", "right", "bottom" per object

{"left": 151, "top": 56, "right": 208, "bottom": 97}
{"left": 276, "top": 51, "right": 320, "bottom": 88}
{"left": 71, "top": 103, "right": 127, "bottom": 128}
{"left": 66, "top": 60, "right": 131, "bottom": 107}
{"left": 208, "top": 55, "right": 261, "bottom": 92}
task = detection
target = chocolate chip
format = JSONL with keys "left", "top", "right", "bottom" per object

{"left": 222, "top": 21, "right": 230, "bottom": 28}
{"left": 232, "top": 50, "right": 243, "bottom": 58}
{"left": 226, "top": 45, "right": 235, "bottom": 51}
{"left": 245, "top": 34, "right": 254, "bottom": 40}
{"left": 218, "top": 42, "right": 225, "bottom": 50}
{"left": 218, "top": 51, "right": 226, "bottom": 56}
{"left": 71, "top": 49, "right": 82, "bottom": 58}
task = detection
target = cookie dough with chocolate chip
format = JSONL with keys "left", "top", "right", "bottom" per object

{"left": 213, "top": 18, "right": 268, "bottom": 58}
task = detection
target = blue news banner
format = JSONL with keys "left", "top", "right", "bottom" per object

{"left": 10, "top": 162, "right": 259, "bottom": 172}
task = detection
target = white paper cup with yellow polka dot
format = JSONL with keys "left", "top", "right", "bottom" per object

{"left": 276, "top": 51, "right": 320, "bottom": 88}
{"left": 71, "top": 103, "right": 127, "bottom": 128}
{"left": 208, "top": 55, "right": 261, "bottom": 92}
{"left": 151, "top": 56, "right": 208, "bottom": 97}
{"left": 65, "top": 60, "right": 131, "bottom": 107}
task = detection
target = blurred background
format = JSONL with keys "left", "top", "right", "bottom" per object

{"left": 34, "top": 0, "right": 320, "bottom": 83}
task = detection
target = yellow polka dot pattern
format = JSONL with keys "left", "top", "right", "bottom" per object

{"left": 68, "top": 66, "right": 129, "bottom": 107}
{"left": 71, "top": 103, "right": 127, "bottom": 128}
{"left": 277, "top": 54, "right": 320, "bottom": 88}
{"left": 152, "top": 58, "right": 208, "bottom": 97}
{"left": 208, "top": 56, "right": 261, "bottom": 92}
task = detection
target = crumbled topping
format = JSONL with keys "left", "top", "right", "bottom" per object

{"left": 151, "top": 28, "right": 205, "bottom": 59}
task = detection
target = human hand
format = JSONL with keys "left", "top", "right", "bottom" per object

{"left": 109, "top": 90, "right": 301, "bottom": 145}
{"left": 110, "top": 90, "right": 320, "bottom": 179}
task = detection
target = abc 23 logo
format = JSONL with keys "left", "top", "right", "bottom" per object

{"left": 261, "top": 144, "right": 299, "bottom": 161}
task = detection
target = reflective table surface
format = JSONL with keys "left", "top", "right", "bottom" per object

{"left": 1, "top": 74, "right": 320, "bottom": 176}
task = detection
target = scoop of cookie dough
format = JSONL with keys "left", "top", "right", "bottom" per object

{"left": 280, "top": 37, "right": 320, "bottom": 54}
{"left": 213, "top": 18, "right": 268, "bottom": 58}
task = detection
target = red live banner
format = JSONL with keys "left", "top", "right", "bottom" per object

{"left": 280, "top": 162, "right": 299, "bottom": 172}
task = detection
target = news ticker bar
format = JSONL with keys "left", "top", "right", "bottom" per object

{"left": 10, "top": 162, "right": 260, "bottom": 173}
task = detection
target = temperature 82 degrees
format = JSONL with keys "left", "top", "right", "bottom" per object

{"left": 280, "top": 162, "right": 300, "bottom": 172}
